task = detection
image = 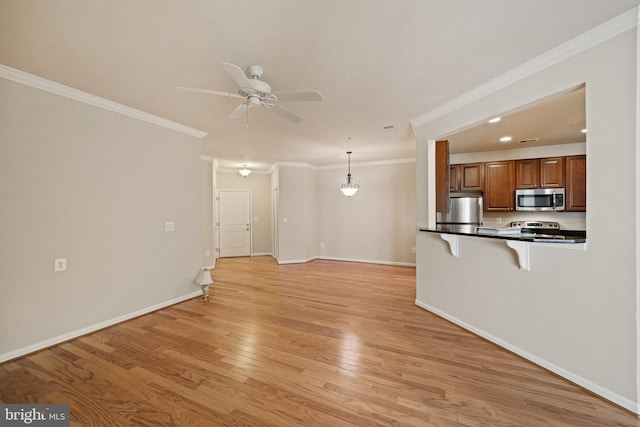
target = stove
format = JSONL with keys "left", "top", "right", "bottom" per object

{"left": 509, "top": 220, "right": 560, "bottom": 231}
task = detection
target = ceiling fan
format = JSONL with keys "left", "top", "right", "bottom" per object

{"left": 178, "top": 62, "right": 322, "bottom": 124}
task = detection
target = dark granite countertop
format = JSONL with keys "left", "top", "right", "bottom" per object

{"left": 420, "top": 224, "right": 586, "bottom": 243}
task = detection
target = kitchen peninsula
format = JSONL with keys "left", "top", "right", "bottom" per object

{"left": 420, "top": 222, "right": 586, "bottom": 271}
{"left": 412, "top": 11, "right": 639, "bottom": 416}
{"left": 420, "top": 224, "right": 586, "bottom": 243}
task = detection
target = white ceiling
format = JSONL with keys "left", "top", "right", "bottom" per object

{"left": 1, "top": 1, "right": 638, "bottom": 170}
{"left": 447, "top": 85, "right": 586, "bottom": 154}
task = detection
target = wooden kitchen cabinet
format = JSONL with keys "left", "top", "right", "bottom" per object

{"left": 450, "top": 163, "right": 484, "bottom": 191}
{"left": 565, "top": 155, "right": 586, "bottom": 211}
{"left": 449, "top": 165, "right": 459, "bottom": 192}
{"left": 515, "top": 157, "right": 564, "bottom": 188}
{"left": 515, "top": 159, "right": 538, "bottom": 188}
{"left": 484, "top": 160, "right": 515, "bottom": 211}
{"left": 539, "top": 157, "right": 565, "bottom": 187}
{"left": 435, "top": 140, "right": 449, "bottom": 215}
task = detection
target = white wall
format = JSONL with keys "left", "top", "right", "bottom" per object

{"left": 0, "top": 75, "right": 204, "bottom": 360}
{"left": 317, "top": 161, "right": 416, "bottom": 265}
{"left": 414, "top": 17, "right": 638, "bottom": 412}
{"left": 273, "top": 161, "right": 416, "bottom": 265}
{"left": 276, "top": 164, "right": 317, "bottom": 263}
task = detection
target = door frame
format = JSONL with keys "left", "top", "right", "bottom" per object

{"left": 272, "top": 187, "right": 279, "bottom": 262}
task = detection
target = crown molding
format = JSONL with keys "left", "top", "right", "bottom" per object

{"left": 317, "top": 157, "right": 416, "bottom": 170}
{"left": 217, "top": 167, "right": 270, "bottom": 175}
{"left": 276, "top": 161, "right": 317, "bottom": 169}
{"left": 274, "top": 158, "right": 416, "bottom": 171}
{"left": 0, "top": 64, "right": 208, "bottom": 139}
{"left": 411, "top": 6, "right": 640, "bottom": 129}
{"left": 213, "top": 157, "right": 417, "bottom": 174}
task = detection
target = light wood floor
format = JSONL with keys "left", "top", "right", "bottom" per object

{"left": 1, "top": 256, "right": 638, "bottom": 426}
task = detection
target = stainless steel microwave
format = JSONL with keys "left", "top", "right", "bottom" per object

{"left": 515, "top": 188, "right": 565, "bottom": 211}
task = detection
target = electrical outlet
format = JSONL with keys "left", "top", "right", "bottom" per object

{"left": 320, "top": 242, "right": 325, "bottom": 248}
{"left": 205, "top": 250, "right": 210, "bottom": 257}
{"left": 54, "top": 258, "right": 67, "bottom": 272}
{"left": 411, "top": 247, "right": 416, "bottom": 254}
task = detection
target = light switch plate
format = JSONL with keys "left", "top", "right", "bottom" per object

{"left": 54, "top": 258, "right": 67, "bottom": 272}
{"left": 165, "top": 222, "right": 175, "bottom": 232}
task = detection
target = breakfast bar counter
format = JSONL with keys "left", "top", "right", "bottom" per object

{"left": 419, "top": 225, "right": 587, "bottom": 271}
{"left": 420, "top": 224, "right": 586, "bottom": 243}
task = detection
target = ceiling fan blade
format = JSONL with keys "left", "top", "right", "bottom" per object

{"left": 272, "top": 90, "right": 322, "bottom": 102}
{"left": 229, "top": 102, "right": 249, "bottom": 119}
{"left": 177, "top": 86, "right": 244, "bottom": 99}
{"left": 221, "top": 62, "right": 252, "bottom": 89}
{"left": 265, "top": 104, "right": 303, "bottom": 123}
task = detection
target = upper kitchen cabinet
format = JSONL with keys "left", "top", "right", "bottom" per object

{"left": 565, "top": 155, "right": 586, "bottom": 211}
{"left": 515, "top": 158, "right": 538, "bottom": 188}
{"left": 515, "top": 157, "right": 565, "bottom": 189}
{"left": 484, "top": 160, "right": 515, "bottom": 211}
{"left": 540, "top": 157, "right": 565, "bottom": 187}
{"left": 450, "top": 163, "right": 484, "bottom": 191}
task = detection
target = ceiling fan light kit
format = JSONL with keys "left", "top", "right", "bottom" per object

{"left": 178, "top": 62, "right": 322, "bottom": 125}
{"left": 340, "top": 151, "right": 359, "bottom": 197}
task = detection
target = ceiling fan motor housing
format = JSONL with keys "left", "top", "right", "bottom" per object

{"left": 248, "top": 79, "right": 272, "bottom": 100}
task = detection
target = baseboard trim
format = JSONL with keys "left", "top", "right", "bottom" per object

{"left": 414, "top": 299, "right": 639, "bottom": 415}
{"left": 0, "top": 290, "right": 202, "bottom": 363}
{"left": 276, "top": 255, "right": 416, "bottom": 267}
{"left": 276, "top": 256, "right": 317, "bottom": 265}
{"left": 317, "top": 256, "right": 416, "bottom": 267}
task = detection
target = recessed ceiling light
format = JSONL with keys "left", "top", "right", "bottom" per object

{"left": 488, "top": 117, "right": 501, "bottom": 123}
{"left": 499, "top": 136, "right": 512, "bottom": 142}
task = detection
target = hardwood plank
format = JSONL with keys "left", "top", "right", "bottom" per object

{"left": 1, "top": 256, "right": 638, "bottom": 426}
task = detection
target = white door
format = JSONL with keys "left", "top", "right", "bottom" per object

{"left": 219, "top": 190, "right": 251, "bottom": 257}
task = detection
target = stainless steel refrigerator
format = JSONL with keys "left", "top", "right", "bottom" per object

{"left": 439, "top": 191, "right": 483, "bottom": 231}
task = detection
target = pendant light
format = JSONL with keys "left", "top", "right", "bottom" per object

{"left": 340, "top": 151, "right": 359, "bottom": 197}
{"left": 238, "top": 164, "right": 252, "bottom": 177}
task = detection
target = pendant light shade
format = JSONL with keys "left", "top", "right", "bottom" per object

{"left": 238, "top": 164, "right": 252, "bottom": 177}
{"left": 340, "top": 151, "right": 359, "bottom": 197}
